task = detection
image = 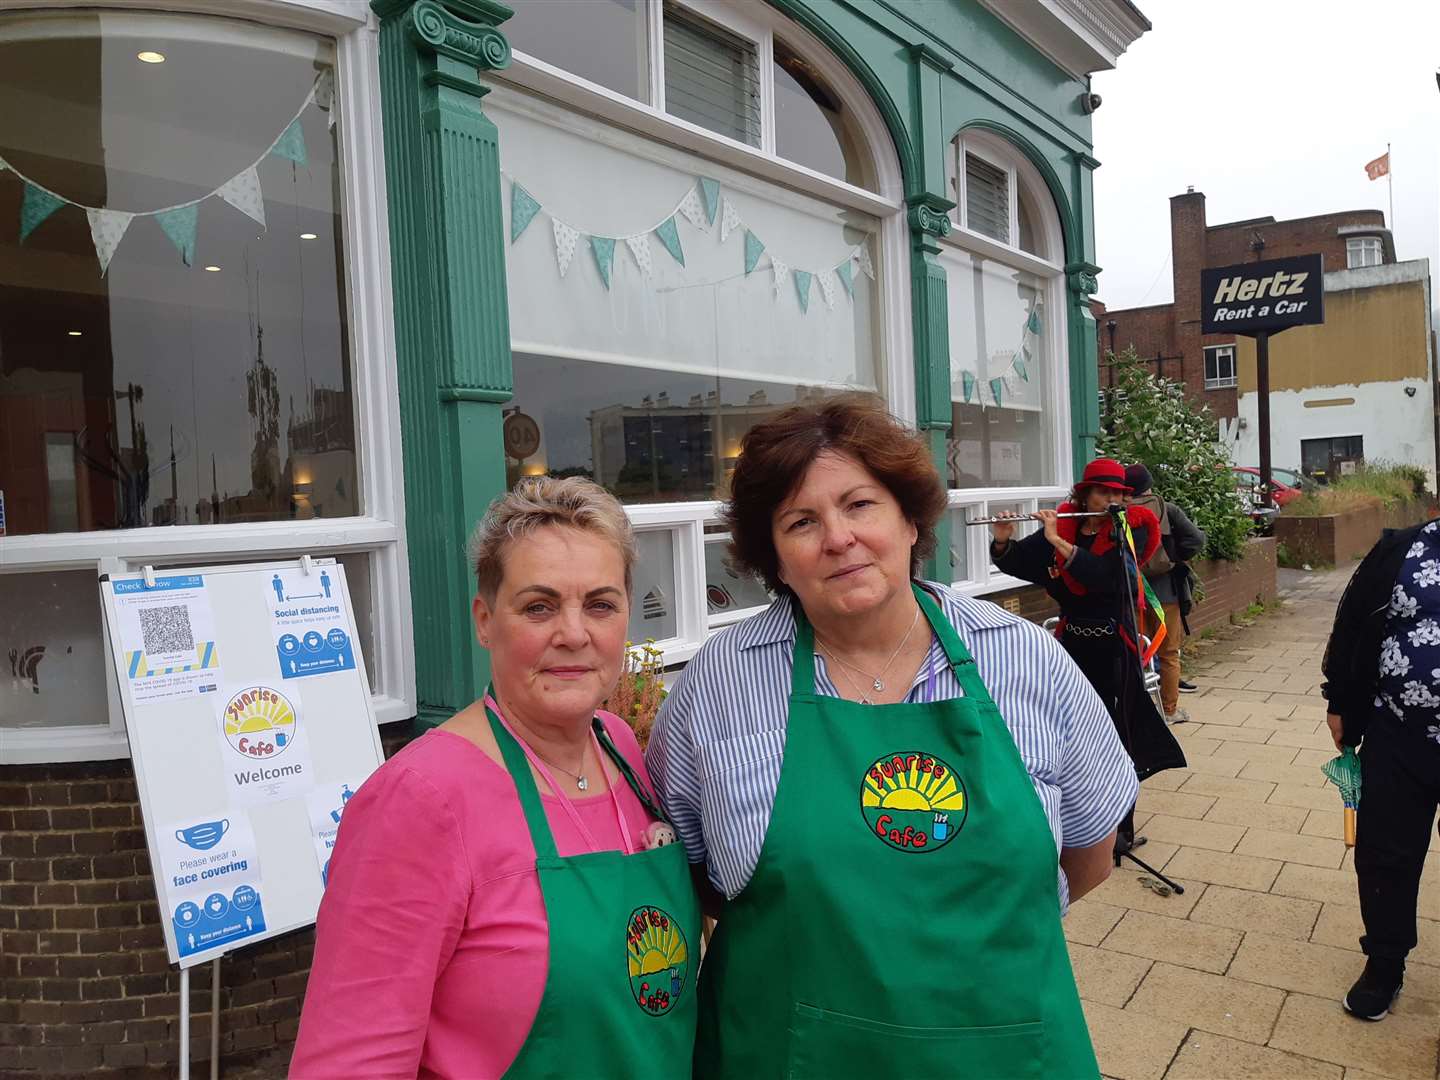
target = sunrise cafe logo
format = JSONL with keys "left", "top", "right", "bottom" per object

{"left": 860, "top": 751, "right": 967, "bottom": 852}
{"left": 221, "top": 686, "right": 297, "bottom": 760}
{"left": 626, "top": 906, "right": 688, "bottom": 1016}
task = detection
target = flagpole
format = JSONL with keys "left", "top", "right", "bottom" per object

{"left": 1387, "top": 142, "right": 1394, "bottom": 229}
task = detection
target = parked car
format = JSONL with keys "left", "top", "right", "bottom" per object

{"left": 1231, "top": 466, "right": 1303, "bottom": 507}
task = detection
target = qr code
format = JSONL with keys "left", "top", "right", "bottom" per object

{"left": 138, "top": 605, "right": 195, "bottom": 656}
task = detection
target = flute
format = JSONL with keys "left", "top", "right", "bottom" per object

{"left": 965, "top": 511, "right": 1109, "bottom": 526}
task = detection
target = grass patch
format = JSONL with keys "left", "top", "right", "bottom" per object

{"left": 1281, "top": 461, "right": 1430, "bottom": 517}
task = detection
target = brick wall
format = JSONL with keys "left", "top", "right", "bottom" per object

{"left": 1, "top": 723, "right": 424, "bottom": 1078}
{"left": 1274, "top": 501, "right": 1435, "bottom": 567}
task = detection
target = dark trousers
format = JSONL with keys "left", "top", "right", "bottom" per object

{"left": 1061, "top": 626, "right": 1135, "bottom": 846}
{"left": 1356, "top": 711, "right": 1440, "bottom": 963}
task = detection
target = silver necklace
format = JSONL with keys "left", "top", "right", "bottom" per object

{"left": 528, "top": 741, "right": 591, "bottom": 792}
{"left": 816, "top": 604, "right": 922, "bottom": 693}
{"left": 821, "top": 653, "right": 875, "bottom": 705}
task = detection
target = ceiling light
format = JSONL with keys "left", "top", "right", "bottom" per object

{"left": 203, "top": 265, "right": 221, "bottom": 272}
{"left": 67, "top": 330, "right": 82, "bottom": 337}
{"left": 137, "top": 50, "right": 166, "bottom": 64}
{"left": 299, "top": 232, "right": 318, "bottom": 240}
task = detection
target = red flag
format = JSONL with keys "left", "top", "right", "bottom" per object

{"left": 1365, "top": 152, "right": 1390, "bottom": 181}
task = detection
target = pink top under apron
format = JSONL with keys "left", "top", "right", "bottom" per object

{"left": 290, "top": 710, "right": 655, "bottom": 1079}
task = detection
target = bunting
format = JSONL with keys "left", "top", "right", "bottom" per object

{"left": 653, "top": 217, "right": 685, "bottom": 266}
{"left": 590, "top": 236, "right": 616, "bottom": 289}
{"left": 743, "top": 230, "right": 765, "bottom": 275}
{"left": 511, "top": 182, "right": 542, "bottom": 242}
{"left": 720, "top": 197, "right": 742, "bottom": 244}
{"left": 699, "top": 178, "right": 720, "bottom": 224}
{"left": 552, "top": 219, "right": 579, "bottom": 277}
{"left": 794, "top": 270, "right": 812, "bottom": 313}
{"left": 771, "top": 257, "right": 790, "bottom": 296}
{"left": 625, "top": 234, "right": 653, "bottom": 277}
{"left": 958, "top": 298, "right": 1045, "bottom": 409}
{"left": 86, "top": 209, "right": 134, "bottom": 276}
{"left": 156, "top": 204, "right": 198, "bottom": 266}
{"left": 677, "top": 188, "right": 708, "bottom": 231}
{"left": 217, "top": 167, "right": 266, "bottom": 229}
{"left": 961, "top": 371, "right": 977, "bottom": 404}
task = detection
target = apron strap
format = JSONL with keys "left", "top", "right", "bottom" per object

{"left": 790, "top": 595, "right": 818, "bottom": 697}
{"left": 485, "top": 700, "right": 560, "bottom": 861}
{"left": 595, "top": 724, "right": 671, "bottom": 826}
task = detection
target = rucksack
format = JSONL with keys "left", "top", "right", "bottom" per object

{"left": 1132, "top": 493, "right": 1175, "bottom": 577}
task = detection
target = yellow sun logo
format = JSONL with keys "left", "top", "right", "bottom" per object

{"left": 626, "top": 906, "right": 688, "bottom": 1016}
{"left": 860, "top": 751, "right": 966, "bottom": 852}
{"left": 220, "top": 686, "right": 298, "bottom": 760}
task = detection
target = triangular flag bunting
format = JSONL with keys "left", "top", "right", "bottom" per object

{"left": 677, "top": 189, "right": 708, "bottom": 231}
{"left": 990, "top": 377, "right": 1005, "bottom": 407}
{"left": 1013, "top": 354, "right": 1029, "bottom": 382}
{"left": 720, "top": 198, "right": 742, "bottom": 244}
{"left": 271, "top": 119, "right": 308, "bottom": 166}
{"left": 19, "top": 182, "right": 65, "bottom": 243}
{"left": 653, "top": 217, "right": 684, "bottom": 266}
{"left": 552, "top": 218, "right": 579, "bottom": 277}
{"left": 817, "top": 272, "right": 837, "bottom": 310}
{"left": 1026, "top": 307, "right": 1042, "bottom": 334}
{"left": 510, "top": 182, "right": 542, "bottom": 243}
{"left": 743, "top": 230, "right": 765, "bottom": 275}
{"left": 794, "top": 270, "right": 813, "bottom": 313}
{"left": 836, "top": 260, "right": 855, "bottom": 297}
{"left": 699, "top": 178, "right": 720, "bottom": 224}
{"left": 314, "top": 69, "right": 337, "bottom": 131}
{"left": 590, "top": 236, "right": 616, "bottom": 289}
{"left": 624, "top": 234, "right": 653, "bottom": 277}
{"left": 155, "top": 205, "right": 199, "bottom": 266}
{"left": 86, "top": 208, "right": 135, "bottom": 276}
{"left": 961, "top": 371, "right": 977, "bottom": 404}
{"left": 217, "top": 167, "right": 266, "bottom": 229}
{"left": 771, "top": 257, "right": 790, "bottom": 296}
{"left": 857, "top": 243, "right": 875, "bottom": 280}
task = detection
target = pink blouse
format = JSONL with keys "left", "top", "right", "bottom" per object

{"left": 290, "top": 713, "right": 655, "bottom": 1079}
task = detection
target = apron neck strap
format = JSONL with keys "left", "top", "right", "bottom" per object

{"left": 790, "top": 583, "right": 983, "bottom": 699}
{"left": 485, "top": 697, "right": 561, "bottom": 860}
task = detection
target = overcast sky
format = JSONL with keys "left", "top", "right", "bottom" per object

{"left": 1091, "top": 0, "right": 1440, "bottom": 311}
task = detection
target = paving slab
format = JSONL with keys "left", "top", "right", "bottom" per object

{"left": 1068, "top": 940, "right": 1152, "bottom": 1007}
{"left": 1190, "top": 723, "right": 1273, "bottom": 744}
{"left": 1136, "top": 789, "right": 1216, "bottom": 821}
{"left": 1165, "top": 1032, "right": 1341, "bottom": 1080}
{"left": 1088, "top": 867, "right": 1205, "bottom": 919}
{"left": 1208, "top": 741, "right": 1304, "bottom": 767}
{"left": 1140, "top": 815, "right": 1246, "bottom": 852}
{"left": 1265, "top": 726, "right": 1339, "bottom": 752}
{"left": 1227, "top": 932, "right": 1370, "bottom": 998}
{"left": 1164, "top": 848, "right": 1283, "bottom": 892}
{"left": 1203, "top": 797, "right": 1309, "bottom": 834}
{"left": 1064, "top": 897, "right": 1127, "bottom": 946}
{"left": 1268, "top": 992, "right": 1440, "bottom": 1079}
{"left": 1125, "top": 961, "right": 1283, "bottom": 1044}
{"left": 1142, "top": 769, "right": 1193, "bottom": 792}
{"left": 1237, "top": 761, "right": 1332, "bottom": 788}
{"left": 1300, "top": 808, "right": 1345, "bottom": 839}
{"left": 1189, "top": 883, "right": 1320, "bottom": 941}
{"left": 1185, "top": 755, "right": 1249, "bottom": 779}
{"left": 1178, "top": 773, "right": 1278, "bottom": 803}
{"left": 1267, "top": 783, "right": 1344, "bottom": 813}
{"left": 1083, "top": 999, "right": 1188, "bottom": 1080}
{"left": 1308, "top": 903, "right": 1440, "bottom": 968}
{"left": 1103, "top": 909, "right": 1242, "bottom": 974}
{"left": 1235, "top": 827, "right": 1348, "bottom": 870}
{"left": 1271, "top": 861, "right": 1363, "bottom": 907}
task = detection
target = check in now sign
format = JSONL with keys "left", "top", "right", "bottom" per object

{"left": 1200, "top": 254, "right": 1325, "bottom": 336}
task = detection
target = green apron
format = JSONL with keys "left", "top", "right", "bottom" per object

{"left": 695, "top": 585, "right": 1097, "bottom": 1079}
{"left": 485, "top": 701, "right": 699, "bottom": 1079}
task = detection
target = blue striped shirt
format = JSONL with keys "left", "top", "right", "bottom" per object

{"left": 645, "top": 582, "right": 1139, "bottom": 911}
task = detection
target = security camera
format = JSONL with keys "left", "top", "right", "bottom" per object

{"left": 1079, "top": 92, "right": 1102, "bottom": 114}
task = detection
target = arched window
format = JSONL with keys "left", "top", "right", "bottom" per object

{"left": 941, "top": 130, "right": 1071, "bottom": 594}
{"left": 494, "top": 0, "right": 907, "bottom": 658}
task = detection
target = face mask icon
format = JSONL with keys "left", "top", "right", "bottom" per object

{"left": 176, "top": 819, "right": 230, "bottom": 851}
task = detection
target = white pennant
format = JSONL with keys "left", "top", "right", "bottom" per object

{"left": 625, "top": 234, "right": 653, "bottom": 277}
{"left": 314, "top": 69, "right": 337, "bottom": 131}
{"left": 770, "top": 257, "right": 790, "bottom": 296}
{"left": 217, "top": 166, "right": 266, "bottom": 229}
{"left": 720, "top": 198, "right": 742, "bottom": 244}
{"left": 677, "top": 189, "right": 708, "bottom": 231}
{"left": 857, "top": 243, "right": 875, "bottom": 280}
{"left": 817, "top": 271, "right": 837, "bottom": 310}
{"left": 86, "top": 209, "right": 134, "bottom": 276}
{"left": 552, "top": 218, "right": 580, "bottom": 278}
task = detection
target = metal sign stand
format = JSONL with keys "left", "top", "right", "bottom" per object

{"left": 175, "top": 957, "right": 221, "bottom": 1080}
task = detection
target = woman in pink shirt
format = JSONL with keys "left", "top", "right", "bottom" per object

{"left": 291, "top": 478, "right": 699, "bottom": 1078}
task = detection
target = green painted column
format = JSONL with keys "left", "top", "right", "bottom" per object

{"left": 373, "top": 0, "right": 514, "bottom": 725}
{"left": 1064, "top": 150, "right": 1102, "bottom": 477}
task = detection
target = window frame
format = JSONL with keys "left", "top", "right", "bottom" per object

{"left": 1204, "top": 344, "right": 1238, "bottom": 390}
{"left": 0, "top": 0, "right": 414, "bottom": 763}
{"left": 1346, "top": 235, "right": 1382, "bottom": 270}
{"left": 495, "top": 0, "right": 909, "bottom": 667}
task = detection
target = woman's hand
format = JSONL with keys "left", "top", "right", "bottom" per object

{"left": 989, "top": 511, "right": 1023, "bottom": 545}
{"left": 1036, "top": 508, "right": 1061, "bottom": 544}
{"left": 1326, "top": 712, "right": 1344, "bottom": 751}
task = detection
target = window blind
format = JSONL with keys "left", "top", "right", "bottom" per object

{"left": 965, "top": 152, "right": 1010, "bottom": 244}
{"left": 663, "top": 4, "right": 761, "bottom": 148}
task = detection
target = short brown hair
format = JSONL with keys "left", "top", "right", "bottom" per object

{"left": 723, "top": 393, "right": 946, "bottom": 593}
{"left": 468, "top": 477, "right": 635, "bottom": 604}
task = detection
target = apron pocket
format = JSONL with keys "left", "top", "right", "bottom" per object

{"left": 786, "top": 1002, "right": 1045, "bottom": 1079}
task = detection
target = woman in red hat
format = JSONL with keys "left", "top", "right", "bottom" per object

{"left": 989, "top": 458, "right": 1181, "bottom": 850}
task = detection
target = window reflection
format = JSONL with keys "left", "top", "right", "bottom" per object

{"left": 0, "top": 13, "right": 356, "bottom": 536}
{"left": 772, "top": 40, "right": 870, "bottom": 188}
{"left": 704, "top": 537, "right": 770, "bottom": 617}
{"left": 506, "top": 0, "right": 649, "bottom": 102}
{"left": 0, "top": 570, "right": 108, "bottom": 729}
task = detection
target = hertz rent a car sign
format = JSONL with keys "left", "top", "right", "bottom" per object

{"left": 1200, "top": 254, "right": 1325, "bottom": 336}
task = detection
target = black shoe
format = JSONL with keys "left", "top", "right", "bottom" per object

{"left": 1114, "top": 834, "right": 1147, "bottom": 856}
{"left": 1178, "top": 679, "right": 1198, "bottom": 694}
{"left": 1343, "top": 959, "right": 1404, "bottom": 1020}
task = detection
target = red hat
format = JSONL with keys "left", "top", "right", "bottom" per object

{"left": 1078, "top": 458, "right": 1131, "bottom": 492}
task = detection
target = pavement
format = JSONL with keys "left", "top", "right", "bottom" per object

{"left": 1079, "top": 561, "right": 1440, "bottom": 1080}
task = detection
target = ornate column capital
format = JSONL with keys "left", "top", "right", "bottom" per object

{"left": 373, "top": 0, "right": 513, "bottom": 71}
{"left": 1065, "top": 260, "right": 1102, "bottom": 296}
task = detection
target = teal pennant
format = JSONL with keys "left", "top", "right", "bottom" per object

{"left": 961, "top": 371, "right": 976, "bottom": 404}
{"left": 19, "top": 182, "right": 64, "bottom": 243}
{"left": 271, "top": 119, "right": 308, "bottom": 166}
{"left": 590, "top": 236, "right": 616, "bottom": 289}
{"left": 699, "top": 178, "right": 720, "bottom": 224}
{"left": 155, "top": 205, "right": 198, "bottom": 266}
{"left": 836, "top": 260, "right": 855, "bottom": 297}
{"left": 794, "top": 270, "right": 812, "bottom": 313}
{"left": 990, "top": 378, "right": 1005, "bottom": 407}
{"left": 743, "top": 230, "right": 765, "bottom": 275}
{"left": 654, "top": 217, "right": 684, "bottom": 266}
{"left": 511, "top": 183, "right": 542, "bottom": 242}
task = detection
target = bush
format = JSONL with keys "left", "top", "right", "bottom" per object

{"left": 1098, "top": 348, "right": 1254, "bottom": 561}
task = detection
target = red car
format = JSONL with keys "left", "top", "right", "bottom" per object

{"left": 1231, "top": 466, "right": 1302, "bottom": 507}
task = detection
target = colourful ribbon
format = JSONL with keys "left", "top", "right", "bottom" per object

{"left": 1119, "top": 513, "right": 1167, "bottom": 665}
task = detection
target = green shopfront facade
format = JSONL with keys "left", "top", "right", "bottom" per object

{"left": 0, "top": 0, "right": 1143, "bottom": 1072}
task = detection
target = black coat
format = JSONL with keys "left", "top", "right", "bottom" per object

{"left": 1321, "top": 523, "right": 1427, "bottom": 746}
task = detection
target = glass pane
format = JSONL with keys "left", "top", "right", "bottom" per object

{"left": 662, "top": 4, "right": 760, "bottom": 147}
{"left": 336, "top": 552, "right": 377, "bottom": 693}
{"left": 506, "top": 0, "right": 649, "bottom": 102}
{"left": 949, "top": 507, "right": 971, "bottom": 582}
{"left": 629, "top": 529, "right": 678, "bottom": 642}
{"left": 704, "top": 537, "right": 770, "bottom": 616}
{"left": 965, "top": 153, "right": 1009, "bottom": 244}
{"left": 0, "top": 12, "right": 357, "bottom": 536}
{"left": 773, "top": 39, "right": 870, "bottom": 188}
{"left": 1017, "top": 183, "right": 1044, "bottom": 257}
{"left": 1, "top": 571, "right": 108, "bottom": 729}
{"left": 510, "top": 352, "right": 849, "bottom": 502}
{"left": 943, "top": 248, "right": 1053, "bottom": 487}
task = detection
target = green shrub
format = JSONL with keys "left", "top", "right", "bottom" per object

{"left": 1098, "top": 348, "right": 1254, "bottom": 562}
{"left": 1280, "top": 460, "right": 1430, "bottom": 517}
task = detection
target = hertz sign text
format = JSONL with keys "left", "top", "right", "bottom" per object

{"left": 1200, "top": 254, "right": 1325, "bottom": 336}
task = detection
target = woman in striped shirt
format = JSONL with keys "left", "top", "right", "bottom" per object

{"left": 647, "top": 394, "right": 1135, "bottom": 1078}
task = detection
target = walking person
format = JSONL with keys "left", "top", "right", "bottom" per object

{"left": 1322, "top": 518, "right": 1440, "bottom": 1021}
{"left": 1124, "top": 464, "right": 1206, "bottom": 724}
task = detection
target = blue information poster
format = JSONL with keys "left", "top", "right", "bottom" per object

{"left": 157, "top": 814, "right": 267, "bottom": 958}
{"left": 265, "top": 567, "right": 356, "bottom": 679}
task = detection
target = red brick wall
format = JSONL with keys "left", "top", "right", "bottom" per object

{"left": 1, "top": 724, "right": 423, "bottom": 1077}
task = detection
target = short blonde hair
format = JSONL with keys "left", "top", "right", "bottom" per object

{"left": 468, "top": 477, "right": 635, "bottom": 604}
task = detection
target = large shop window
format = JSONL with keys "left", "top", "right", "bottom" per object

{"left": 943, "top": 132, "right": 1071, "bottom": 595}
{"left": 493, "top": 0, "right": 901, "bottom": 662}
{"left": 0, "top": 11, "right": 409, "bottom": 761}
